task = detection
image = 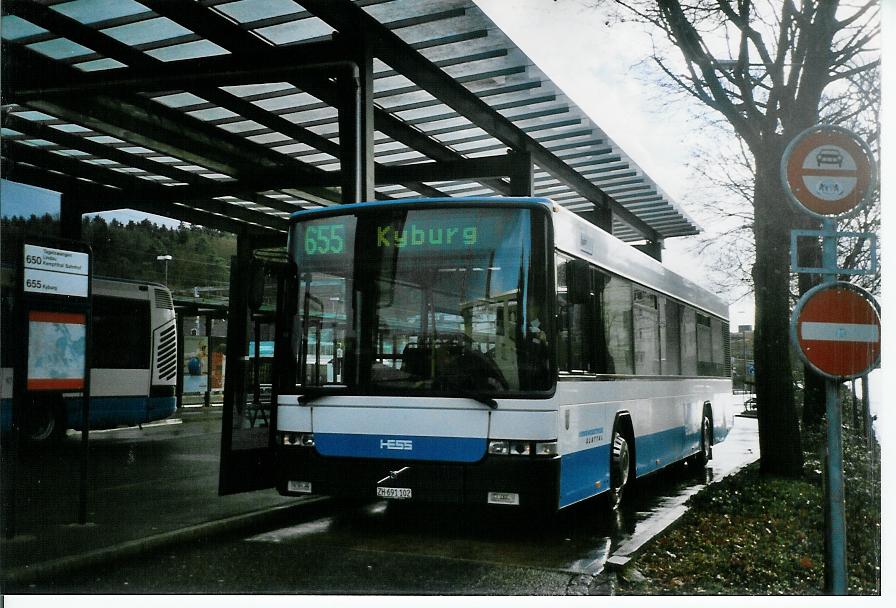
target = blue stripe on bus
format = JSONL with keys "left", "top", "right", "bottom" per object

{"left": 314, "top": 432, "right": 487, "bottom": 462}
{"left": 559, "top": 443, "right": 611, "bottom": 507}
{"left": 633, "top": 426, "right": 687, "bottom": 477}
{"left": 1, "top": 395, "right": 176, "bottom": 433}
{"left": 66, "top": 396, "right": 177, "bottom": 430}
{"left": 558, "top": 425, "right": 692, "bottom": 508}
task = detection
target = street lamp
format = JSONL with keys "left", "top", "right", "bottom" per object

{"left": 156, "top": 254, "right": 172, "bottom": 284}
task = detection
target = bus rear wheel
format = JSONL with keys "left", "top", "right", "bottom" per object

{"left": 23, "top": 399, "right": 65, "bottom": 443}
{"left": 609, "top": 430, "right": 631, "bottom": 510}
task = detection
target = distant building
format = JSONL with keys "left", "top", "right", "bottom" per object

{"left": 730, "top": 326, "right": 754, "bottom": 393}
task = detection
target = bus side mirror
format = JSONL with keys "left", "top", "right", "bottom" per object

{"left": 248, "top": 258, "right": 265, "bottom": 312}
{"left": 567, "top": 258, "right": 591, "bottom": 305}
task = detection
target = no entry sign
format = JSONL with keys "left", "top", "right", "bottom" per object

{"left": 792, "top": 282, "right": 880, "bottom": 380}
{"left": 781, "top": 125, "right": 877, "bottom": 219}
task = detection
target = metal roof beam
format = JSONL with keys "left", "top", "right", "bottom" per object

{"left": 3, "top": 114, "right": 305, "bottom": 214}
{"left": 2, "top": 140, "right": 289, "bottom": 231}
{"left": 298, "top": 0, "right": 661, "bottom": 242}
{"left": 4, "top": 44, "right": 345, "bottom": 204}
{"left": 7, "top": 39, "right": 351, "bottom": 98}
{"left": 142, "top": 0, "right": 511, "bottom": 197}
{"left": 375, "top": 153, "right": 520, "bottom": 184}
{"left": 0, "top": 158, "right": 279, "bottom": 237}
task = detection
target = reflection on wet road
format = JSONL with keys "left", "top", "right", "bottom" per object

{"left": 248, "top": 415, "right": 759, "bottom": 577}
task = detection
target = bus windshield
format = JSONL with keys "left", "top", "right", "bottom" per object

{"left": 290, "top": 206, "right": 551, "bottom": 396}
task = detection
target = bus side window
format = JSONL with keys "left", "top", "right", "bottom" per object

{"left": 696, "top": 313, "right": 713, "bottom": 376}
{"left": 601, "top": 274, "right": 633, "bottom": 375}
{"left": 590, "top": 269, "right": 610, "bottom": 374}
{"left": 711, "top": 317, "right": 728, "bottom": 377}
{"left": 681, "top": 307, "right": 698, "bottom": 376}
{"left": 556, "top": 254, "right": 596, "bottom": 374}
{"left": 555, "top": 254, "right": 571, "bottom": 372}
{"left": 661, "top": 298, "right": 682, "bottom": 375}
{"left": 91, "top": 296, "right": 151, "bottom": 369}
{"left": 633, "top": 289, "right": 660, "bottom": 375}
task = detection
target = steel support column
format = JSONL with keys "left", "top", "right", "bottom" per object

{"left": 336, "top": 30, "right": 375, "bottom": 204}
{"left": 220, "top": 232, "right": 252, "bottom": 493}
{"left": 59, "top": 195, "right": 84, "bottom": 241}
{"left": 205, "top": 315, "right": 213, "bottom": 408}
{"left": 176, "top": 310, "right": 185, "bottom": 410}
{"left": 508, "top": 151, "right": 534, "bottom": 196}
{"left": 576, "top": 206, "right": 613, "bottom": 234}
{"left": 634, "top": 240, "right": 663, "bottom": 262}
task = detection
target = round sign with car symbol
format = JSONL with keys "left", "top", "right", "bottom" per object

{"left": 781, "top": 125, "right": 877, "bottom": 219}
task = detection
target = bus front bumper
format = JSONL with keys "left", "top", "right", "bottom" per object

{"left": 276, "top": 446, "right": 561, "bottom": 510}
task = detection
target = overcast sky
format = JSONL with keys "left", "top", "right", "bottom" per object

{"left": 474, "top": 0, "right": 757, "bottom": 326}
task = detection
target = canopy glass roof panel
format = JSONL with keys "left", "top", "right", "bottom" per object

{"left": 1, "top": 0, "right": 699, "bottom": 242}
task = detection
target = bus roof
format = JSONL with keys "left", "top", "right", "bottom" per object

{"left": 289, "top": 197, "right": 554, "bottom": 222}
{"left": 288, "top": 196, "right": 728, "bottom": 320}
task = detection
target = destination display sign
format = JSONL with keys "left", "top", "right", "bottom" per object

{"left": 296, "top": 209, "right": 521, "bottom": 266}
{"left": 23, "top": 244, "right": 89, "bottom": 298}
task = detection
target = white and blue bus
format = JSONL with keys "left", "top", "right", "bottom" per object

{"left": 1, "top": 272, "right": 178, "bottom": 441}
{"left": 274, "top": 197, "right": 733, "bottom": 511}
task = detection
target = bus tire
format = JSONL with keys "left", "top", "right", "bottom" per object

{"left": 695, "top": 408, "right": 713, "bottom": 468}
{"left": 609, "top": 426, "right": 631, "bottom": 510}
{"left": 24, "top": 398, "right": 66, "bottom": 443}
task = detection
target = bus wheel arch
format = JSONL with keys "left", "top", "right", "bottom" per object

{"left": 608, "top": 412, "right": 635, "bottom": 510}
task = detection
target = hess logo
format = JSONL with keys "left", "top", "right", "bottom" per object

{"left": 380, "top": 439, "right": 413, "bottom": 451}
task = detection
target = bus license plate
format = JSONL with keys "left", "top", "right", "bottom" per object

{"left": 377, "top": 487, "right": 412, "bottom": 500}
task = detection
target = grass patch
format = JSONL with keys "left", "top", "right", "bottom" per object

{"left": 616, "top": 424, "right": 880, "bottom": 595}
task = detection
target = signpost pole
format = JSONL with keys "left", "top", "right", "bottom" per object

{"left": 861, "top": 374, "right": 872, "bottom": 446}
{"left": 21, "top": 241, "right": 92, "bottom": 527}
{"left": 78, "top": 263, "right": 92, "bottom": 525}
{"left": 820, "top": 218, "right": 848, "bottom": 595}
{"left": 783, "top": 125, "right": 879, "bottom": 596}
{"left": 825, "top": 378, "right": 848, "bottom": 595}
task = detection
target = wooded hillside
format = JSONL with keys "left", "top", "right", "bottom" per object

{"left": 1, "top": 214, "right": 236, "bottom": 296}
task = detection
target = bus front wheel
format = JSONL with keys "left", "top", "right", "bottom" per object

{"left": 695, "top": 410, "right": 713, "bottom": 468}
{"left": 609, "top": 430, "right": 631, "bottom": 510}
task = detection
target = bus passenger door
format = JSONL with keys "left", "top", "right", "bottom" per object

{"left": 219, "top": 246, "right": 292, "bottom": 495}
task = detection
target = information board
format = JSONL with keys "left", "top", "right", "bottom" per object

{"left": 23, "top": 244, "right": 89, "bottom": 298}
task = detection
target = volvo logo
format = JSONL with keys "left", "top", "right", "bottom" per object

{"left": 380, "top": 439, "right": 413, "bottom": 451}
{"left": 377, "top": 466, "right": 411, "bottom": 484}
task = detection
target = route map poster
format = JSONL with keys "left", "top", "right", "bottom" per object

{"left": 26, "top": 310, "right": 87, "bottom": 391}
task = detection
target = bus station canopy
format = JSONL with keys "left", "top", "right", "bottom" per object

{"left": 1, "top": 0, "right": 700, "bottom": 245}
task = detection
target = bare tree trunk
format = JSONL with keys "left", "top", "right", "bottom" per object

{"left": 752, "top": 144, "right": 804, "bottom": 477}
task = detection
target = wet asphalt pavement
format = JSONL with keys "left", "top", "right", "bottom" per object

{"left": 6, "top": 410, "right": 759, "bottom": 595}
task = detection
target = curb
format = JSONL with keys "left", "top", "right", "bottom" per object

{"left": 1, "top": 496, "right": 331, "bottom": 588}
{"left": 603, "top": 456, "right": 759, "bottom": 573}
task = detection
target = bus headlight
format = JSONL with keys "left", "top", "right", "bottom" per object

{"left": 534, "top": 441, "right": 558, "bottom": 456}
{"left": 488, "top": 440, "right": 555, "bottom": 456}
{"left": 281, "top": 432, "right": 315, "bottom": 447}
{"left": 488, "top": 440, "right": 509, "bottom": 455}
{"left": 508, "top": 441, "right": 530, "bottom": 456}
